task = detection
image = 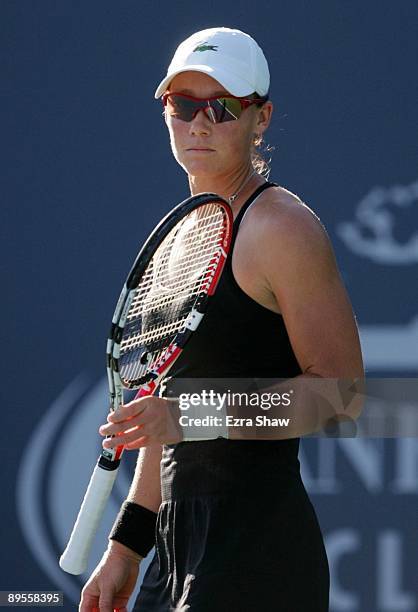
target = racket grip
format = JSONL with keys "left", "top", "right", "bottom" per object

{"left": 59, "top": 459, "right": 120, "bottom": 575}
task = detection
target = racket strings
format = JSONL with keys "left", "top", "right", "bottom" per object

{"left": 123, "top": 245, "right": 220, "bottom": 351}
{"left": 153, "top": 231, "right": 224, "bottom": 286}
{"left": 127, "top": 252, "right": 221, "bottom": 318}
{"left": 119, "top": 204, "right": 227, "bottom": 384}
{"left": 131, "top": 217, "right": 226, "bottom": 297}
{"left": 122, "top": 270, "right": 212, "bottom": 355}
{"left": 127, "top": 207, "right": 224, "bottom": 319}
{"left": 120, "top": 279, "right": 217, "bottom": 383}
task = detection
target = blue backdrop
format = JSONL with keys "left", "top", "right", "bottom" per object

{"left": 3, "top": 1, "right": 417, "bottom": 610}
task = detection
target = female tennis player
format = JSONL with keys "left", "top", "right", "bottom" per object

{"left": 79, "top": 27, "right": 364, "bottom": 611}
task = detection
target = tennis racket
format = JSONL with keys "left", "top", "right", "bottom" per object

{"left": 59, "top": 192, "right": 233, "bottom": 575}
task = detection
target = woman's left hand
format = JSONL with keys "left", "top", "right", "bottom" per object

{"left": 99, "top": 396, "right": 182, "bottom": 449}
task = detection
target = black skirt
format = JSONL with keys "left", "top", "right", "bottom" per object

{"left": 134, "top": 439, "right": 329, "bottom": 612}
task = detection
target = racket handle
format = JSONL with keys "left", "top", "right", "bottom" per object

{"left": 59, "top": 458, "right": 120, "bottom": 575}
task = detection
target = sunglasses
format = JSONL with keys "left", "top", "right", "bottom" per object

{"left": 162, "top": 92, "right": 268, "bottom": 124}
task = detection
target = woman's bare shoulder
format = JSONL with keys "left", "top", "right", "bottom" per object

{"left": 244, "top": 184, "right": 326, "bottom": 241}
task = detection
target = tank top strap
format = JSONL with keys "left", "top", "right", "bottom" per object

{"left": 230, "top": 180, "right": 277, "bottom": 251}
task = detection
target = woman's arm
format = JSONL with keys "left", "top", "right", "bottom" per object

{"left": 127, "top": 444, "right": 163, "bottom": 512}
{"left": 224, "top": 194, "right": 365, "bottom": 439}
{"left": 257, "top": 199, "right": 364, "bottom": 381}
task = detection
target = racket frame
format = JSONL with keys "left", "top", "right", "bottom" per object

{"left": 104, "top": 192, "right": 232, "bottom": 462}
{"left": 59, "top": 193, "right": 232, "bottom": 574}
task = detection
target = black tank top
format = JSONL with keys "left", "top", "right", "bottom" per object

{"left": 159, "top": 182, "right": 303, "bottom": 502}
{"left": 164, "top": 181, "right": 302, "bottom": 381}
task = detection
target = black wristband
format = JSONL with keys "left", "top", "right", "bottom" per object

{"left": 109, "top": 501, "right": 157, "bottom": 558}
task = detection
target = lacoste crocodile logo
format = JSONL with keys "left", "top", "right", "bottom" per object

{"left": 193, "top": 42, "right": 218, "bottom": 52}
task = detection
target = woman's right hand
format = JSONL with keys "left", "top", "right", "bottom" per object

{"left": 79, "top": 541, "right": 142, "bottom": 612}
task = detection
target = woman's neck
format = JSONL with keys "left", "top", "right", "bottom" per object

{"left": 188, "top": 166, "right": 266, "bottom": 215}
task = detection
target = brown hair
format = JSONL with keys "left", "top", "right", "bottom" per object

{"left": 251, "top": 133, "right": 273, "bottom": 178}
{"left": 251, "top": 95, "right": 274, "bottom": 178}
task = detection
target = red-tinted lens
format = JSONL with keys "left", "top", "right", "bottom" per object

{"left": 211, "top": 97, "right": 244, "bottom": 122}
{"left": 164, "top": 94, "right": 207, "bottom": 121}
{"left": 164, "top": 94, "right": 245, "bottom": 123}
